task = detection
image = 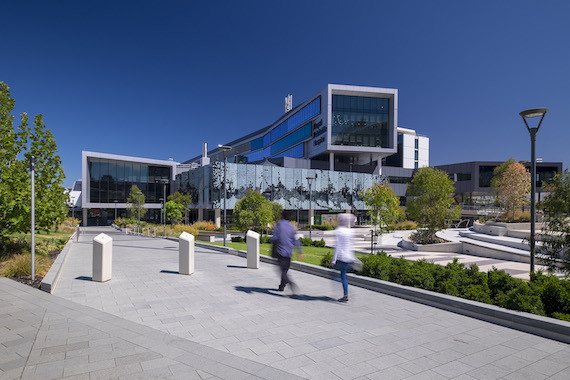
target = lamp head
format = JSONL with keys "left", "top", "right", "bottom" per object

{"left": 519, "top": 108, "right": 548, "bottom": 119}
{"left": 218, "top": 144, "right": 232, "bottom": 152}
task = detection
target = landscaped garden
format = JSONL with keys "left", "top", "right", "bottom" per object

{"left": 0, "top": 218, "right": 77, "bottom": 286}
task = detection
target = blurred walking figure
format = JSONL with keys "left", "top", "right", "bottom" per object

{"left": 271, "top": 218, "right": 303, "bottom": 292}
{"left": 332, "top": 213, "right": 356, "bottom": 302}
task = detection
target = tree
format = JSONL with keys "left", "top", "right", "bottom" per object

{"left": 490, "top": 158, "right": 516, "bottom": 200}
{"left": 0, "top": 81, "right": 67, "bottom": 238}
{"left": 167, "top": 192, "right": 191, "bottom": 224}
{"left": 233, "top": 190, "right": 274, "bottom": 235}
{"left": 165, "top": 200, "right": 185, "bottom": 224}
{"left": 406, "top": 167, "right": 459, "bottom": 242}
{"left": 494, "top": 161, "right": 530, "bottom": 220}
{"left": 127, "top": 185, "right": 146, "bottom": 221}
{"left": 538, "top": 171, "right": 570, "bottom": 274}
{"left": 362, "top": 183, "right": 403, "bottom": 235}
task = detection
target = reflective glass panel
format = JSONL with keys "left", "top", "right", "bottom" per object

{"left": 331, "top": 95, "right": 391, "bottom": 148}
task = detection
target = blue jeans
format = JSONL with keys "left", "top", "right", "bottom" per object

{"left": 335, "top": 261, "right": 350, "bottom": 296}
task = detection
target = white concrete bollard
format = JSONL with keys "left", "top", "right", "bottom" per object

{"left": 246, "top": 230, "right": 260, "bottom": 269}
{"left": 93, "top": 233, "right": 112, "bottom": 282}
{"left": 179, "top": 232, "right": 195, "bottom": 275}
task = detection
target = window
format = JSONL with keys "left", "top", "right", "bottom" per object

{"left": 414, "top": 138, "right": 419, "bottom": 149}
{"left": 250, "top": 96, "right": 321, "bottom": 152}
{"left": 331, "top": 95, "right": 391, "bottom": 148}
{"left": 414, "top": 150, "right": 419, "bottom": 160}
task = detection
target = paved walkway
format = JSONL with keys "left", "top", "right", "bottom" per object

{"left": 39, "top": 227, "right": 570, "bottom": 379}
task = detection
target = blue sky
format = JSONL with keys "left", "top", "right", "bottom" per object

{"left": 1, "top": 0, "right": 569, "bottom": 188}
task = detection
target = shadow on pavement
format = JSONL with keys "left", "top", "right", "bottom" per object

{"left": 75, "top": 276, "right": 92, "bottom": 281}
{"left": 227, "top": 265, "right": 248, "bottom": 269}
{"left": 160, "top": 270, "right": 180, "bottom": 275}
{"left": 234, "top": 286, "right": 337, "bottom": 302}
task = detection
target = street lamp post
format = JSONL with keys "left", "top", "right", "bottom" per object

{"left": 520, "top": 108, "right": 548, "bottom": 274}
{"left": 218, "top": 145, "right": 232, "bottom": 246}
{"left": 306, "top": 176, "right": 314, "bottom": 240}
{"left": 30, "top": 156, "right": 35, "bottom": 281}
{"left": 114, "top": 200, "right": 118, "bottom": 221}
{"left": 156, "top": 178, "right": 169, "bottom": 238}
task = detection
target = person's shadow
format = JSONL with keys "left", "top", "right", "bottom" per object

{"left": 234, "top": 286, "right": 336, "bottom": 302}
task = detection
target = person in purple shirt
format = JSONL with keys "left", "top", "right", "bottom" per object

{"left": 271, "top": 218, "right": 304, "bottom": 292}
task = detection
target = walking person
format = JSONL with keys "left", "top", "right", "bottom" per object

{"left": 331, "top": 213, "right": 356, "bottom": 302}
{"left": 271, "top": 217, "right": 303, "bottom": 292}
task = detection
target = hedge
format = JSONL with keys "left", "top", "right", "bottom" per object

{"left": 320, "top": 251, "right": 570, "bottom": 321}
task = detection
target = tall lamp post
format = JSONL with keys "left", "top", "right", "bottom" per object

{"left": 218, "top": 145, "right": 232, "bottom": 246}
{"left": 114, "top": 200, "right": 118, "bottom": 221}
{"left": 520, "top": 108, "right": 548, "bottom": 274}
{"left": 306, "top": 176, "right": 314, "bottom": 240}
{"left": 30, "top": 156, "right": 35, "bottom": 281}
{"left": 156, "top": 178, "right": 169, "bottom": 238}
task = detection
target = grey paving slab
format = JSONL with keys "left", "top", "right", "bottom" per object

{"left": 0, "top": 277, "right": 299, "bottom": 380}
{"left": 4, "top": 226, "right": 569, "bottom": 379}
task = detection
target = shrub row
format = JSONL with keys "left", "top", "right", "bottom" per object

{"left": 320, "top": 252, "right": 570, "bottom": 322}
{"left": 300, "top": 237, "right": 326, "bottom": 247}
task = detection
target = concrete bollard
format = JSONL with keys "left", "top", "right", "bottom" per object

{"left": 93, "top": 233, "right": 112, "bottom": 282}
{"left": 246, "top": 230, "right": 260, "bottom": 269}
{"left": 179, "top": 232, "right": 195, "bottom": 275}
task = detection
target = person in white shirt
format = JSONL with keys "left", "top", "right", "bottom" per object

{"left": 331, "top": 213, "right": 356, "bottom": 302}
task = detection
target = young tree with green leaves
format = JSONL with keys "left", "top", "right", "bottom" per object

{"left": 490, "top": 158, "right": 516, "bottom": 200}
{"left": 406, "top": 167, "right": 459, "bottom": 243}
{"left": 165, "top": 200, "right": 185, "bottom": 224}
{"left": 233, "top": 190, "right": 275, "bottom": 236}
{"left": 538, "top": 171, "right": 570, "bottom": 274}
{"left": 166, "top": 192, "right": 191, "bottom": 224}
{"left": 0, "top": 81, "right": 67, "bottom": 237}
{"left": 362, "top": 183, "right": 403, "bottom": 236}
{"left": 127, "top": 185, "right": 146, "bottom": 221}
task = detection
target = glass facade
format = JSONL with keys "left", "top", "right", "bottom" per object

{"left": 250, "top": 96, "right": 320, "bottom": 152}
{"left": 89, "top": 158, "right": 170, "bottom": 203}
{"left": 331, "top": 95, "right": 391, "bottom": 147}
{"left": 273, "top": 144, "right": 304, "bottom": 159}
{"left": 270, "top": 122, "right": 311, "bottom": 155}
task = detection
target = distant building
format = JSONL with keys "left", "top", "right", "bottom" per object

{"left": 434, "top": 161, "right": 563, "bottom": 204}
{"left": 81, "top": 151, "right": 177, "bottom": 226}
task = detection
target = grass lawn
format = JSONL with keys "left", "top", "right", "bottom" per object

{"left": 7, "top": 230, "right": 73, "bottom": 244}
{"left": 203, "top": 241, "right": 335, "bottom": 266}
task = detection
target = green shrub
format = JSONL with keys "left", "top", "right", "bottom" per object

{"left": 300, "top": 237, "right": 312, "bottom": 246}
{"left": 311, "top": 224, "right": 334, "bottom": 231}
{"left": 395, "top": 220, "right": 418, "bottom": 230}
{"left": 321, "top": 252, "right": 333, "bottom": 267}
{"left": 261, "top": 236, "right": 272, "bottom": 244}
{"left": 312, "top": 238, "right": 326, "bottom": 247}
{"left": 231, "top": 236, "right": 244, "bottom": 243}
{"left": 503, "top": 283, "right": 545, "bottom": 315}
{"left": 530, "top": 271, "right": 570, "bottom": 316}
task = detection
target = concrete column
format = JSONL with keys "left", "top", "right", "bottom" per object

{"left": 179, "top": 232, "right": 195, "bottom": 275}
{"left": 82, "top": 208, "right": 88, "bottom": 226}
{"left": 329, "top": 152, "right": 334, "bottom": 171}
{"left": 246, "top": 230, "right": 260, "bottom": 269}
{"left": 214, "top": 209, "right": 221, "bottom": 228}
{"left": 198, "top": 208, "right": 204, "bottom": 221}
{"left": 309, "top": 209, "right": 314, "bottom": 226}
{"left": 93, "top": 233, "right": 112, "bottom": 282}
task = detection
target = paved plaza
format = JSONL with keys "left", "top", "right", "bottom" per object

{"left": 2, "top": 227, "right": 570, "bottom": 379}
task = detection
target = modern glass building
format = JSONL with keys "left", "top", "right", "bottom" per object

{"left": 81, "top": 151, "right": 177, "bottom": 225}
{"left": 184, "top": 84, "right": 401, "bottom": 173}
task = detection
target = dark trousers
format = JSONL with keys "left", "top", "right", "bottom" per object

{"left": 277, "top": 255, "right": 292, "bottom": 289}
